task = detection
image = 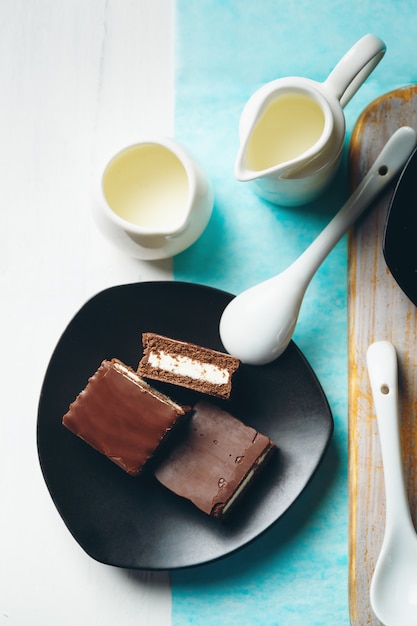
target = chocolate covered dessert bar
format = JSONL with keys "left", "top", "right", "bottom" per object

{"left": 154, "top": 401, "right": 275, "bottom": 520}
{"left": 62, "top": 359, "right": 190, "bottom": 476}
{"left": 138, "top": 333, "right": 240, "bottom": 399}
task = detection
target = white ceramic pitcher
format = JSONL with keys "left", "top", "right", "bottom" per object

{"left": 235, "top": 33, "right": 386, "bottom": 206}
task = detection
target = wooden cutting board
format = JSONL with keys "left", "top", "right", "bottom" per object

{"left": 348, "top": 84, "right": 417, "bottom": 625}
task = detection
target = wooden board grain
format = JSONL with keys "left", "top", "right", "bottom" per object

{"left": 348, "top": 84, "right": 417, "bottom": 625}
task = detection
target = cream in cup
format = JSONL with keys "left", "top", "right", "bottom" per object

{"left": 93, "top": 138, "right": 214, "bottom": 260}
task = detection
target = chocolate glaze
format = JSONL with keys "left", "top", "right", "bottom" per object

{"left": 154, "top": 400, "right": 275, "bottom": 519}
{"left": 62, "top": 359, "right": 189, "bottom": 476}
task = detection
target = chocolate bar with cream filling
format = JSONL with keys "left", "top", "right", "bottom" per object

{"left": 62, "top": 358, "right": 190, "bottom": 476}
{"left": 154, "top": 400, "right": 275, "bottom": 520}
{"left": 138, "top": 333, "right": 240, "bottom": 399}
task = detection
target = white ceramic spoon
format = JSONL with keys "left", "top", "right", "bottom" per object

{"left": 219, "top": 126, "right": 417, "bottom": 365}
{"left": 367, "top": 340, "right": 417, "bottom": 626}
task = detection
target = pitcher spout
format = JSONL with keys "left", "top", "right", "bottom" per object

{"left": 234, "top": 142, "right": 261, "bottom": 182}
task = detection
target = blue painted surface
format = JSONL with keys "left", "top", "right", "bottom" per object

{"left": 172, "top": 2, "right": 417, "bottom": 623}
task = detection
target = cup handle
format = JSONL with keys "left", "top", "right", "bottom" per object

{"left": 323, "top": 33, "right": 386, "bottom": 108}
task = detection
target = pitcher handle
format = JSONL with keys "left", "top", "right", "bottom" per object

{"left": 323, "top": 33, "right": 386, "bottom": 108}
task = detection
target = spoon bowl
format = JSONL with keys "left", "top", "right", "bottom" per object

{"left": 367, "top": 340, "right": 417, "bottom": 626}
{"left": 220, "top": 127, "right": 417, "bottom": 365}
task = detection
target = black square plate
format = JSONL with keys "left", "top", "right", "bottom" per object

{"left": 37, "top": 281, "right": 333, "bottom": 570}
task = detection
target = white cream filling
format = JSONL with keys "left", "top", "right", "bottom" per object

{"left": 221, "top": 448, "right": 272, "bottom": 515}
{"left": 148, "top": 350, "right": 229, "bottom": 386}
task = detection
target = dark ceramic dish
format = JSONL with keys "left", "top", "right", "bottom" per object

{"left": 37, "top": 281, "right": 333, "bottom": 570}
{"left": 383, "top": 146, "right": 417, "bottom": 307}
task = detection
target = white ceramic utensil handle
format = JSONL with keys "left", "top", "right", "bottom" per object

{"left": 293, "top": 126, "right": 417, "bottom": 284}
{"left": 324, "top": 34, "right": 386, "bottom": 107}
{"left": 367, "top": 341, "right": 413, "bottom": 533}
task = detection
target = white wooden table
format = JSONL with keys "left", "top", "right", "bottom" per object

{"left": 0, "top": 2, "right": 173, "bottom": 623}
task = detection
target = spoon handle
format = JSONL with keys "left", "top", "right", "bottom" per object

{"left": 293, "top": 126, "right": 417, "bottom": 284}
{"left": 366, "top": 341, "right": 414, "bottom": 534}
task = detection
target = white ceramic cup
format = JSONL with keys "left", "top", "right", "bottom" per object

{"left": 92, "top": 137, "right": 214, "bottom": 260}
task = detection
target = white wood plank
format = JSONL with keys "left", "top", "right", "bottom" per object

{"left": 0, "top": 1, "right": 174, "bottom": 623}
